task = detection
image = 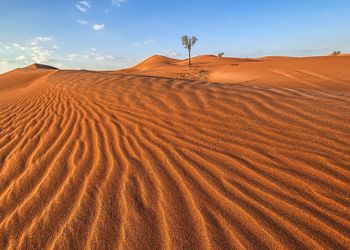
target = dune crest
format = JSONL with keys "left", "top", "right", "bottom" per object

{"left": 133, "top": 55, "right": 181, "bottom": 71}
{"left": 25, "top": 63, "right": 58, "bottom": 70}
{"left": 0, "top": 56, "right": 350, "bottom": 249}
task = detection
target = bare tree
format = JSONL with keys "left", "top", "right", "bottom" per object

{"left": 332, "top": 51, "right": 341, "bottom": 56}
{"left": 181, "top": 35, "right": 198, "bottom": 65}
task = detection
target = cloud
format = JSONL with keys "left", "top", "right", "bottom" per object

{"left": 143, "top": 39, "right": 155, "bottom": 45}
{"left": 69, "top": 53, "right": 89, "bottom": 60}
{"left": 16, "top": 55, "right": 27, "bottom": 61}
{"left": 105, "top": 55, "right": 115, "bottom": 60}
{"left": 0, "top": 37, "right": 132, "bottom": 73}
{"left": 160, "top": 50, "right": 183, "bottom": 58}
{"left": 67, "top": 48, "right": 121, "bottom": 64}
{"left": 79, "top": 0, "right": 91, "bottom": 8}
{"left": 3, "top": 37, "right": 56, "bottom": 64}
{"left": 95, "top": 56, "right": 105, "bottom": 62}
{"left": 30, "top": 46, "right": 53, "bottom": 63}
{"left": 76, "top": 1, "right": 91, "bottom": 13}
{"left": 111, "top": 0, "right": 127, "bottom": 7}
{"left": 76, "top": 4, "right": 87, "bottom": 13}
{"left": 30, "top": 37, "right": 52, "bottom": 45}
{"left": 13, "top": 43, "right": 26, "bottom": 50}
{"left": 77, "top": 19, "right": 89, "bottom": 25}
{"left": 36, "top": 37, "right": 52, "bottom": 42}
{"left": 68, "top": 50, "right": 117, "bottom": 63}
{"left": 133, "top": 39, "right": 156, "bottom": 46}
{"left": 92, "top": 24, "right": 105, "bottom": 30}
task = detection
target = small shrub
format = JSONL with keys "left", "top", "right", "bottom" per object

{"left": 332, "top": 51, "right": 341, "bottom": 56}
{"left": 218, "top": 52, "right": 224, "bottom": 57}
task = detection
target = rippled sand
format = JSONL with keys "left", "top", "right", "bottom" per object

{"left": 1, "top": 56, "right": 350, "bottom": 249}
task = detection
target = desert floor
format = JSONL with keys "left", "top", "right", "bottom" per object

{"left": 0, "top": 55, "right": 350, "bottom": 249}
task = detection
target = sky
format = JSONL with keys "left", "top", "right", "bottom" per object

{"left": 0, "top": 0, "right": 349, "bottom": 73}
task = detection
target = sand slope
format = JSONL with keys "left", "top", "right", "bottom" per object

{"left": 123, "top": 55, "right": 350, "bottom": 90}
{"left": 1, "top": 58, "right": 350, "bottom": 249}
{"left": 0, "top": 68, "right": 57, "bottom": 93}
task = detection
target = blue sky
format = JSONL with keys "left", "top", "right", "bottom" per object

{"left": 0, "top": 0, "right": 349, "bottom": 72}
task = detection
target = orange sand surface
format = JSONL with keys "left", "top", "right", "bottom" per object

{"left": 0, "top": 55, "right": 350, "bottom": 249}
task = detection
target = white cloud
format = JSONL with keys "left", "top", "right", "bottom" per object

{"left": 95, "top": 56, "right": 105, "bottom": 61}
{"left": 68, "top": 50, "right": 117, "bottom": 63}
{"left": 112, "top": 0, "right": 127, "bottom": 7}
{"left": 160, "top": 50, "right": 183, "bottom": 58}
{"left": 12, "top": 43, "right": 26, "bottom": 51}
{"left": 105, "top": 55, "right": 114, "bottom": 60}
{"left": 76, "top": 4, "right": 87, "bottom": 12}
{"left": 36, "top": 37, "right": 51, "bottom": 42}
{"left": 30, "top": 37, "right": 52, "bottom": 45}
{"left": 0, "top": 38, "right": 132, "bottom": 73}
{"left": 69, "top": 53, "right": 89, "bottom": 60}
{"left": 30, "top": 46, "right": 53, "bottom": 63}
{"left": 133, "top": 39, "right": 156, "bottom": 46}
{"left": 144, "top": 39, "right": 155, "bottom": 45}
{"left": 13, "top": 43, "right": 26, "bottom": 51}
{"left": 76, "top": 1, "right": 91, "bottom": 13}
{"left": 79, "top": 0, "right": 91, "bottom": 8}
{"left": 16, "top": 55, "right": 27, "bottom": 61}
{"left": 92, "top": 24, "right": 105, "bottom": 30}
{"left": 0, "top": 37, "right": 62, "bottom": 70}
{"left": 77, "top": 19, "right": 89, "bottom": 25}
{"left": 94, "top": 55, "right": 116, "bottom": 61}
{"left": 68, "top": 54, "right": 78, "bottom": 59}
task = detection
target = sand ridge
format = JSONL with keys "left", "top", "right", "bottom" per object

{"left": 0, "top": 57, "right": 350, "bottom": 249}
{"left": 122, "top": 55, "right": 350, "bottom": 90}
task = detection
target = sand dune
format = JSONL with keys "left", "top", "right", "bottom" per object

{"left": 123, "top": 55, "right": 350, "bottom": 90}
{"left": 25, "top": 64, "right": 59, "bottom": 70}
{"left": 0, "top": 68, "right": 57, "bottom": 94}
{"left": 1, "top": 56, "right": 350, "bottom": 249}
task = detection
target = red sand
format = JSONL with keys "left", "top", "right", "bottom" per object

{"left": 0, "top": 56, "right": 349, "bottom": 249}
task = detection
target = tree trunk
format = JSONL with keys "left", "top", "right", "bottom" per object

{"left": 188, "top": 49, "right": 191, "bottom": 66}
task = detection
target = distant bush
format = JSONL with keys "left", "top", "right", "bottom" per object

{"left": 332, "top": 51, "right": 341, "bottom": 56}
{"left": 218, "top": 52, "right": 225, "bottom": 57}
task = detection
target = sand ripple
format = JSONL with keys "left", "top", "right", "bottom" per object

{"left": 0, "top": 70, "right": 350, "bottom": 249}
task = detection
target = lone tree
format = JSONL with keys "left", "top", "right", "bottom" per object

{"left": 181, "top": 35, "right": 198, "bottom": 65}
{"left": 332, "top": 51, "right": 341, "bottom": 56}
